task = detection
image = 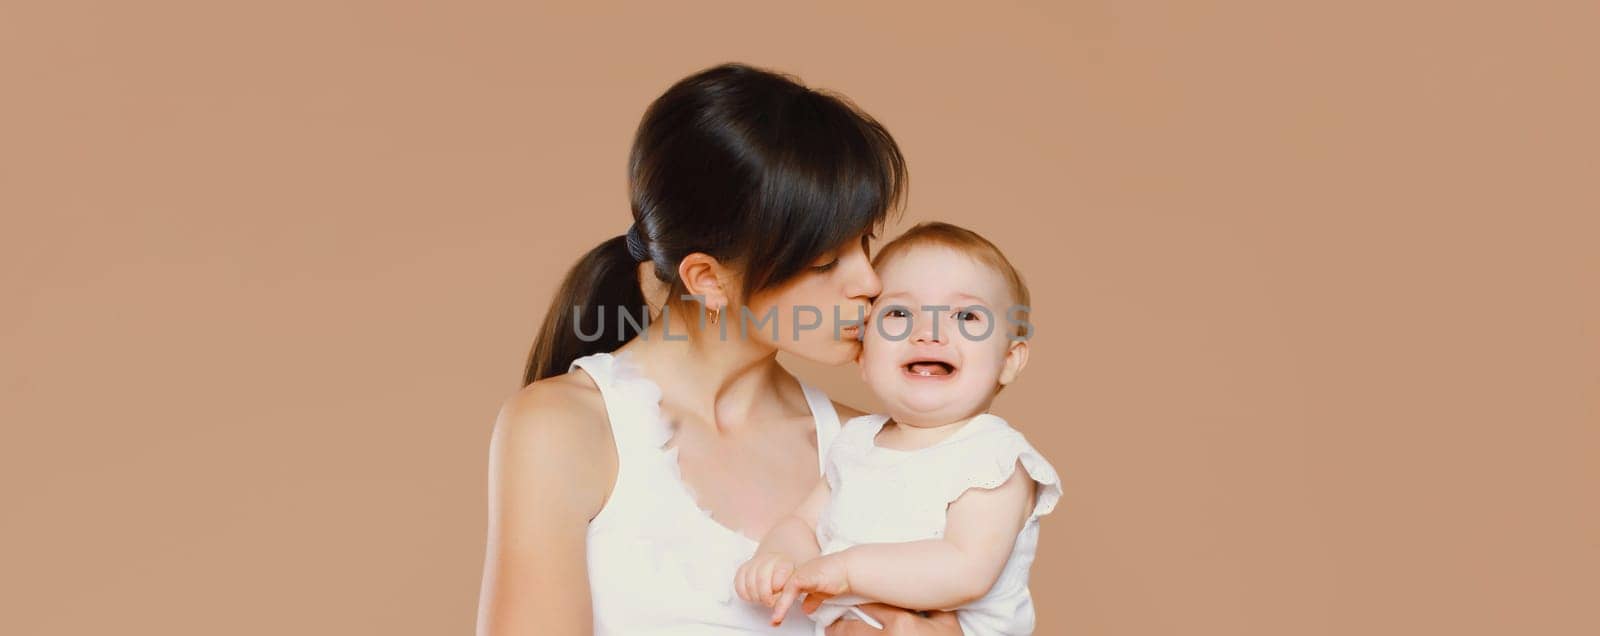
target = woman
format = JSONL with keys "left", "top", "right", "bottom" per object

{"left": 475, "top": 64, "right": 962, "bottom": 635}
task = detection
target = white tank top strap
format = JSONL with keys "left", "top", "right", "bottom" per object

{"left": 568, "top": 350, "right": 686, "bottom": 531}
{"left": 568, "top": 350, "right": 655, "bottom": 454}
{"left": 798, "top": 381, "right": 842, "bottom": 475}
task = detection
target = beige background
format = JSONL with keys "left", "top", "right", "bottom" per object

{"left": 3, "top": 1, "right": 1597, "bottom": 634}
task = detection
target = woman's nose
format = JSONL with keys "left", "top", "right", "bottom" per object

{"left": 844, "top": 250, "right": 881, "bottom": 300}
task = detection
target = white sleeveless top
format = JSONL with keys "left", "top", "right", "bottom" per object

{"left": 571, "top": 351, "right": 842, "bottom": 635}
{"left": 814, "top": 413, "right": 1062, "bottom": 636}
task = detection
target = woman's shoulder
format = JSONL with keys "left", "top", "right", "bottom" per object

{"left": 490, "top": 369, "right": 616, "bottom": 482}
{"left": 498, "top": 367, "right": 608, "bottom": 431}
{"left": 486, "top": 368, "right": 618, "bottom": 523}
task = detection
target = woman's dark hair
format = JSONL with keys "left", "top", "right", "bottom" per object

{"left": 523, "top": 63, "right": 907, "bottom": 385}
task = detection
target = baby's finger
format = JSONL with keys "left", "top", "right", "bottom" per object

{"left": 770, "top": 578, "right": 802, "bottom": 626}
{"left": 736, "top": 563, "right": 756, "bottom": 603}
{"left": 769, "top": 562, "right": 794, "bottom": 601}
{"left": 755, "top": 561, "right": 778, "bottom": 606}
{"left": 745, "top": 564, "right": 764, "bottom": 604}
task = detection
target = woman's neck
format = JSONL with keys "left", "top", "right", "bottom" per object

{"left": 620, "top": 322, "right": 800, "bottom": 433}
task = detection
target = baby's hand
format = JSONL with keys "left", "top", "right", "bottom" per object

{"left": 734, "top": 551, "right": 796, "bottom": 608}
{"left": 770, "top": 553, "right": 852, "bottom": 626}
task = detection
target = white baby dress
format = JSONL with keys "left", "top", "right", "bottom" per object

{"left": 811, "top": 412, "right": 1062, "bottom": 636}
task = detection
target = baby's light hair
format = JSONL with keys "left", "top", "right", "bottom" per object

{"left": 871, "top": 222, "right": 1031, "bottom": 338}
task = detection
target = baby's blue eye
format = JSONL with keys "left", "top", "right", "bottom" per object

{"left": 884, "top": 308, "right": 910, "bottom": 318}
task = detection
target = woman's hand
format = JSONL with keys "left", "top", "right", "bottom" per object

{"left": 824, "top": 604, "right": 961, "bottom": 635}
{"left": 734, "top": 551, "right": 796, "bottom": 608}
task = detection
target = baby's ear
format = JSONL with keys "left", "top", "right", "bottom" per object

{"left": 998, "top": 339, "right": 1030, "bottom": 386}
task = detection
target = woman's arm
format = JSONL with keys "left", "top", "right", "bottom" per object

{"left": 475, "top": 379, "right": 616, "bottom": 636}
{"left": 826, "top": 604, "right": 962, "bottom": 636}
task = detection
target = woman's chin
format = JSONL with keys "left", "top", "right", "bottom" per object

{"left": 781, "top": 338, "right": 862, "bottom": 367}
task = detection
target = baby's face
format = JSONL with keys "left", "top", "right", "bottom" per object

{"left": 859, "top": 244, "right": 1027, "bottom": 427}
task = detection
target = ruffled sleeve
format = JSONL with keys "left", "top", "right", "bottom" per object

{"left": 939, "top": 418, "right": 1063, "bottom": 523}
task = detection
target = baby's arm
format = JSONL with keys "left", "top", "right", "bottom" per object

{"left": 762, "top": 477, "right": 830, "bottom": 562}
{"left": 776, "top": 460, "right": 1036, "bottom": 613}
{"left": 734, "top": 478, "right": 830, "bottom": 608}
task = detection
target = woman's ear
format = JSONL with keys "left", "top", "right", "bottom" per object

{"left": 677, "top": 252, "right": 730, "bottom": 311}
{"left": 998, "top": 339, "right": 1030, "bottom": 386}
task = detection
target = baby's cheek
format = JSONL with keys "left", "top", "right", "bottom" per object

{"left": 859, "top": 345, "right": 893, "bottom": 382}
{"left": 960, "top": 345, "right": 1008, "bottom": 383}
{"left": 859, "top": 321, "right": 891, "bottom": 358}
{"left": 858, "top": 343, "right": 899, "bottom": 388}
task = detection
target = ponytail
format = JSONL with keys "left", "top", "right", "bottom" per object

{"left": 522, "top": 235, "right": 648, "bottom": 385}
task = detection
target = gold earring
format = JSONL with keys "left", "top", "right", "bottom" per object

{"left": 710, "top": 307, "right": 721, "bottom": 325}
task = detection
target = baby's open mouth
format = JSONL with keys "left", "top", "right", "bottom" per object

{"left": 903, "top": 360, "right": 956, "bottom": 377}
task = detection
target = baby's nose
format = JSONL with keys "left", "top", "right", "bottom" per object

{"left": 911, "top": 311, "right": 948, "bottom": 344}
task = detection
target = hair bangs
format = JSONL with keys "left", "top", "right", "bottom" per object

{"left": 738, "top": 92, "right": 907, "bottom": 296}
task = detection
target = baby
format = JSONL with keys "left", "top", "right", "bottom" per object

{"left": 734, "top": 222, "right": 1061, "bottom": 635}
